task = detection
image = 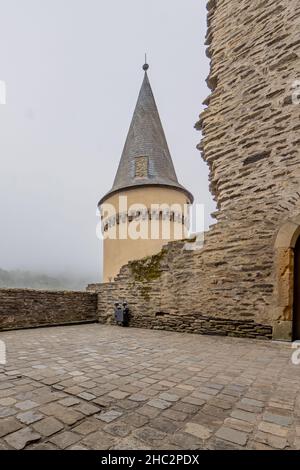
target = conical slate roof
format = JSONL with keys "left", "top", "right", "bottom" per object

{"left": 99, "top": 67, "right": 193, "bottom": 205}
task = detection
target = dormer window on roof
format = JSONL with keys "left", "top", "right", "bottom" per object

{"left": 135, "top": 156, "right": 149, "bottom": 179}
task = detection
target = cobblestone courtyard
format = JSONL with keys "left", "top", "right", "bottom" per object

{"left": 0, "top": 324, "right": 300, "bottom": 450}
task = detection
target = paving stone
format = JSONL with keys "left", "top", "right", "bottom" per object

{"left": 224, "top": 417, "right": 254, "bottom": 433}
{"left": 34, "top": 391, "right": 65, "bottom": 405}
{"left": 69, "top": 371, "right": 84, "bottom": 377}
{"left": 245, "top": 392, "right": 268, "bottom": 402}
{"left": 272, "top": 402, "right": 294, "bottom": 411}
{"left": 236, "top": 402, "right": 263, "bottom": 413}
{"left": 172, "top": 402, "right": 199, "bottom": 414}
{"left": 0, "top": 398, "right": 16, "bottom": 406}
{"left": 249, "top": 441, "right": 274, "bottom": 451}
{"left": 17, "top": 410, "right": 44, "bottom": 425}
{"left": 217, "top": 394, "right": 239, "bottom": 404}
{"left": 198, "top": 386, "right": 219, "bottom": 396}
{"left": 133, "top": 426, "right": 166, "bottom": 445}
{"left": 239, "top": 398, "right": 264, "bottom": 408}
{"left": 205, "top": 382, "right": 224, "bottom": 391}
{"left": 14, "top": 392, "right": 34, "bottom": 401}
{"left": 29, "top": 442, "right": 58, "bottom": 450}
{"left": 15, "top": 400, "right": 39, "bottom": 411}
{"left": 158, "top": 393, "right": 180, "bottom": 402}
{"left": 141, "top": 378, "right": 157, "bottom": 385}
{"left": 0, "top": 383, "right": 13, "bottom": 391}
{"left": 93, "top": 397, "right": 111, "bottom": 407}
{"left": 104, "top": 422, "right": 132, "bottom": 438}
{"left": 222, "top": 389, "right": 242, "bottom": 398}
{"left": 40, "top": 403, "right": 83, "bottom": 425}
{"left": 77, "top": 392, "right": 96, "bottom": 401}
{"left": 294, "top": 437, "right": 300, "bottom": 449}
{"left": 111, "top": 437, "right": 150, "bottom": 450}
{"left": 129, "top": 393, "right": 148, "bottom": 402}
{"left": 177, "top": 384, "right": 195, "bottom": 391}
{"left": 215, "top": 426, "right": 248, "bottom": 446}
{"left": 262, "top": 411, "right": 292, "bottom": 427}
{"left": 0, "top": 418, "right": 22, "bottom": 438}
{"left": 52, "top": 384, "right": 64, "bottom": 391}
{"left": 184, "top": 423, "right": 212, "bottom": 440}
{"left": 0, "top": 441, "right": 10, "bottom": 450}
{"left": 190, "top": 411, "right": 222, "bottom": 431}
{"left": 202, "top": 404, "right": 229, "bottom": 419}
{"left": 33, "top": 417, "right": 64, "bottom": 437}
{"left": 122, "top": 413, "right": 149, "bottom": 428}
{"left": 137, "top": 405, "right": 161, "bottom": 419}
{"left": 63, "top": 386, "right": 85, "bottom": 395}
{"left": 58, "top": 397, "right": 80, "bottom": 407}
{"left": 254, "top": 431, "right": 288, "bottom": 449}
{"left": 230, "top": 409, "right": 257, "bottom": 423}
{"left": 258, "top": 421, "right": 289, "bottom": 437}
{"left": 147, "top": 399, "right": 171, "bottom": 410}
{"left": 74, "top": 402, "right": 100, "bottom": 416}
{"left": 191, "top": 391, "right": 214, "bottom": 401}
{"left": 182, "top": 396, "right": 206, "bottom": 406}
{"left": 73, "top": 419, "right": 102, "bottom": 435}
{"left": 0, "top": 407, "right": 17, "bottom": 418}
{"left": 108, "top": 390, "right": 130, "bottom": 400}
{"left": 1, "top": 324, "right": 300, "bottom": 450}
{"left": 116, "top": 399, "right": 140, "bottom": 411}
{"left": 82, "top": 431, "right": 116, "bottom": 450}
{"left": 207, "top": 437, "right": 243, "bottom": 450}
{"left": 42, "top": 377, "right": 61, "bottom": 386}
{"left": 169, "top": 432, "right": 203, "bottom": 450}
{"left": 50, "top": 431, "right": 81, "bottom": 449}
{"left": 68, "top": 444, "right": 89, "bottom": 450}
{"left": 162, "top": 409, "right": 188, "bottom": 422}
{"left": 209, "top": 398, "right": 232, "bottom": 410}
{"left": 4, "top": 427, "right": 41, "bottom": 450}
{"left": 96, "top": 410, "right": 123, "bottom": 423}
{"left": 149, "top": 417, "right": 180, "bottom": 434}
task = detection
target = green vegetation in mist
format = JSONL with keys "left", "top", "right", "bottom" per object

{"left": 0, "top": 268, "right": 89, "bottom": 291}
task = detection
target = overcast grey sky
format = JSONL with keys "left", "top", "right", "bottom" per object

{"left": 0, "top": 0, "right": 214, "bottom": 282}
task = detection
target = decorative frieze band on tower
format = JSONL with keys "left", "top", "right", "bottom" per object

{"left": 98, "top": 63, "right": 193, "bottom": 282}
{"left": 102, "top": 209, "right": 189, "bottom": 233}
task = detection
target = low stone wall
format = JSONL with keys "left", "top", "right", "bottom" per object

{"left": 89, "top": 241, "right": 273, "bottom": 340}
{"left": 0, "top": 289, "right": 97, "bottom": 331}
{"left": 98, "top": 295, "right": 273, "bottom": 340}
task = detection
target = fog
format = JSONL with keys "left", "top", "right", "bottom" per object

{"left": 0, "top": 0, "right": 215, "bottom": 283}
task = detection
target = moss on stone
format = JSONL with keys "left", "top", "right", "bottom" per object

{"left": 129, "top": 250, "right": 165, "bottom": 300}
{"left": 184, "top": 235, "right": 197, "bottom": 243}
{"left": 130, "top": 251, "right": 164, "bottom": 282}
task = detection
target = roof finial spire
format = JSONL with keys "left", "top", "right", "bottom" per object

{"left": 143, "top": 53, "right": 149, "bottom": 72}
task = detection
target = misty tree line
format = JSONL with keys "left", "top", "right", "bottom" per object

{"left": 0, "top": 268, "right": 86, "bottom": 291}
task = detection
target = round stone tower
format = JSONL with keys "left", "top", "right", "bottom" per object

{"left": 99, "top": 64, "right": 193, "bottom": 282}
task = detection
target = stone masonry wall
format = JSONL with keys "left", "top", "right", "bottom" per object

{"left": 0, "top": 289, "right": 97, "bottom": 331}
{"left": 91, "top": 0, "right": 300, "bottom": 340}
{"left": 90, "top": 241, "right": 273, "bottom": 339}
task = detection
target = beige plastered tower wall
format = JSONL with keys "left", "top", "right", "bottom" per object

{"left": 99, "top": 65, "right": 193, "bottom": 284}
{"left": 102, "top": 186, "right": 190, "bottom": 282}
{"left": 92, "top": 0, "right": 300, "bottom": 341}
